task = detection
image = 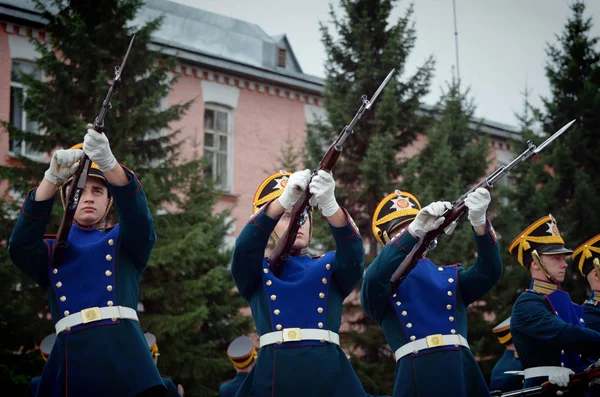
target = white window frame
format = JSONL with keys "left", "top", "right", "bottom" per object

{"left": 9, "top": 59, "right": 45, "bottom": 162}
{"left": 203, "top": 103, "right": 234, "bottom": 193}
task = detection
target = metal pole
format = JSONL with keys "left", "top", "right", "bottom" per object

{"left": 452, "top": 0, "right": 460, "bottom": 79}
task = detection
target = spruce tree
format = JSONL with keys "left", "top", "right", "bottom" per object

{"left": 307, "top": 0, "right": 435, "bottom": 256}
{"left": 502, "top": 0, "right": 600, "bottom": 303}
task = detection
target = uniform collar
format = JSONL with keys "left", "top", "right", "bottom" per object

{"left": 590, "top": 290, "right": 600, "bottom": 302}
{"left": 530, "top": 278, "right": 559, "bottom": 295}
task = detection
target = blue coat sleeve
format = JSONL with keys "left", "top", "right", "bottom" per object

{"left": 107, "top": 167, "right": 156, "bottom": 271}
{"left": 329, "top": 209, "right": 365, "bottom": 299}
{"left": 231, "top": 204, "right": 280, "bottom": 301}
{"left": 512, "top": 292, "right": 600, "bottom": 355}
{"left": 361, "top": 229, "right": 419, "bottom": 323}
{"left": 458, "top": 220, "right": 503, "bottom": 305}
{"left": 8, "top": 188, "right": 54, "bottom": 287}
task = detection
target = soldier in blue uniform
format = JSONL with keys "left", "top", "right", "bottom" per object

{"left": 29, "top": 333, "right": 55, "bottom": 396}
{"left": 509, "top": 215, "right": 600, "bottom": 389}
{"left": 144, "top": 333, "right": 184, "bottom": 397}
{"left": 489, "top": 317, "right": 523, "bottom": 392}
{"left": 9, "top": 127, "right": 164, "bottom": 397}
{"left": 219, "top": 335, "right": 257, "bottom": 397}
{"left": 231, "top": 170, "right": 366, "bottom": 397}
{"left": 361, "top": 189, "right": 502, "bottom": 397}
{"left": 573, "top": 234, "right": 600, "bottom": 332}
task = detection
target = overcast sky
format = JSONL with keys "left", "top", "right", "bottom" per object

{"left": 174, "top": 0, "right": 600, "bottom": 128}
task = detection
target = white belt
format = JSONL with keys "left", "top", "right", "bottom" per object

{"left": 259, "top": 328, "right": 340, "bottom": 347}
{"left": 55, "top": 306, "right": 138, "bottom": 334}
{"left": 394, "top": 334, "right": 469, "bottom": 361}
{"left": 524, "top": 366, "right": 565, "bottom": 379}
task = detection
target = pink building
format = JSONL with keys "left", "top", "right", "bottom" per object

{"left": 0, "top": 0, "right": 519, "bottom": 244}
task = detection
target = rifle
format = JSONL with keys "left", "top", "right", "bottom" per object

{"left": 267, "top": 69, "right": 396, "bottom": 276}
{"left": 491, "top": 361, "right": 600, "bottom": 396}
{"left": 53, "top": 35, "right": 135, "bottom": 267}
{"left": 390, "top": 119, "right": 576, "bottom": 289}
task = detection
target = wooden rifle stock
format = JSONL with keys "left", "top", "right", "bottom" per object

{"left": 266, "top": 68, "right": 396, "bottom": 276}
{"left": 52, "top": 35, "right": 135, "bottom": 267}
{"left": 390, "top": 199, "right": 471, "bottom": 289}
{"left": 267, "top": 146, "right": 341, "bottom": 277}
{"left": 389, "top": 119, "right": 577, "bottom": 289}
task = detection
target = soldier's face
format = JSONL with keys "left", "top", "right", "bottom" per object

{"left": 67, "top": 179, "right": 110, "bottom": 226}
{"left": 274, "top": 210, "right": 311, "bottom": 249}
{"left": 539, "top": 254, "right": 569, "bottom": 282}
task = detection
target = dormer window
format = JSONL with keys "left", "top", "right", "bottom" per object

{"left": 277, "top": 48, "right": 287, "bottom": 68}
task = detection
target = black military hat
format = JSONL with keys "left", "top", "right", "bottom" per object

{"left": 372, "top": 190, "right": 421, "bottom": 245}
{"left": 572, "top": 234, "right": 600, "bottom": 276}
{"left": 252, "top": 170, "right": 292, "bottom": 213}
{"left": 508, "top": 214, "right": 573, "bottom": 268}
{"left": 492, "top": 317, "right": 512, "bottom": 345}
{"left": 227, "top": 335, "right": 257, "bottom": 369}
{"left": 40, "top": 333, "right": 56, "bottom": 361}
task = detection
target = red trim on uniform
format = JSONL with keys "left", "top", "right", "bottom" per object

{"left": 20, "top": 187, "right": 52, "bottom": 218}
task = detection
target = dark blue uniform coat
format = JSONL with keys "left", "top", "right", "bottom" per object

{"left": 584, "top": 292, "right": 600, "bottom": 332}
{"left": 490, "top": 350, "right": 523, "bottom": 392}
{"left": 511, "top": 281, "right": 600, "bottom": 388}
{"left": 231, "top": 205, "right": 366, "bottom": 397}
{"left": 9, "top": 169, "right": 163, "bottom": 397}
{"left": 361, "top": 222, "right": 502, "bottom": 397}
{"left": 220, "top": 373, "right": 247, "bottom": 397}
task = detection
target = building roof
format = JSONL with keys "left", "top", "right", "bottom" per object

{"left": 0, "top": 0, "right": 519, "bottom": 136}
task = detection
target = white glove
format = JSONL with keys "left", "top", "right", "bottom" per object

{"left": 464, "top": 187, "right": 491, "bottom": 227}
{"left": 309, "top": 170, "right": 340, "bottom": 217}
{"left": 44, "top": 149, "right": 83, "bottom": 185}
{"left": 408, "top": 201, "right": 451, "bottom": 238}
{"left": 278, "top": 169, "right": 311, "bottom": 210}
{"left": 548, "top": 368, "right": 574, "bottom": 388}
{"left": 83, "top": 127, "right": 117, "bottom": 173}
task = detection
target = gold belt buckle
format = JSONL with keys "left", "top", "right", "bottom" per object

{"left": 426, "top": 334, "right": 444, "bottom": 348}
{"left": 282, "top": 328, "right": 302, "bottom": 342}
{"left": 81, "top": 307, "right": 102, "bottom": 324}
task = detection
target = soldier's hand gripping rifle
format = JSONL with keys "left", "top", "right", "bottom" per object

{"left": 491, "top": 359, "right": 600, "bottom": 396}
{"left": 267, "top": 69, "right": 396, "bottom": 276}
{"left": 390, "top": 119, "right": 576, "bottom": 289}
{"left": 53, "top": 35, "right": 135, "bottom": 267}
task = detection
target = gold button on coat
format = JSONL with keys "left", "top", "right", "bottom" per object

{"left": 406, "top": 323, "right": 412, "bottom": 328}
{"left": 266, "top": 280, "right": 272, "bottom": 286}
{"left": 401, "top": 311, "right": 407, "bottom": 316}
{"left": 446, "top": 304, "right": 452, "bottom": 310}
{"left": 448, "top": 278, "right": 454, "bottom": 283}
{"left": 322, "top": 278, "right": 328, "bottom": 284}
{"left": 276, "top": 324, "right": 282, "bottom": 330}
{"left": 64, "top": 310, "right": 70, "bottom": 316}
{"left": 318, "top": 322, "right": 323, "bottom": 328}
{"left": 53, "top": 268, "right": 58, "bottom": 274}
{"left": 325, "top": 264, "right": 331, "bottom": 270}
{"left": 317, "top": 307, "right": 323, "bottom": 313}
{"left": 56, "top": 281, "right": 62, "bottom": 288}
{"left": 263, "top": 268, "right": 269, "bottom": 274}
{"left": 107, "top": 285, "right": 113, "bottom": 292}
{"left": 105, "top": 270, "right": 112, "bottom": 277}
{"left": 105, "top": 254, "right": 112, "bottom": 261}
{"left": 274, "top": 309, "right": 280, "bottom": 315}
{"left": 270, "top": 294, "right": 277, "bottom": 301}
{"left": 108, "top": 239, "right": 114, "bottom": 246}
{"left": 107, "top": 301, "right": 114, "bottom": 306}
{"left": 449, "top": 316, "right": 455, "bottom": 322}
{"left": 319, "top": 292, "right": 325, "bottom": 299}
{"left": 410, "top": 336, "right": 416, "bottom": 341}
{"left": 447, "top": 291, "right": 453, "bottom": 297}
{"left": 60, "top": 296, "right": 66, "bottom": 302}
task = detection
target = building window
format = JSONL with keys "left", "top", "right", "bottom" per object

{"left": 204, "top": 105, "right": 233, "bottom": 192}
{"left": 10, "top": 60, "right": 42, "bottom": 159}
{"left": 277, "top": 48, "right": 287, "bottom": 68}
